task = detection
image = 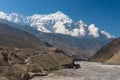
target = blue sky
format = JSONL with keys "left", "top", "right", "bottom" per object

{"left": 0, "top": 0, "right": 120, "bottom": 36}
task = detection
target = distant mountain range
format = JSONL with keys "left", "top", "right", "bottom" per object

{"left": 0, "top": 11, "right": 114, "bottom": 38}
{"left": 0, "top": 11, "right": 115, "bottom": 60}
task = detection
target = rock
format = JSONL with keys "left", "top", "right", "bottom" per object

{"left": 74, "top": 64, "right": 81, "bottom": 69}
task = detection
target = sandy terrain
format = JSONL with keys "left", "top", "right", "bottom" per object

{"left": 31, "top": 61, "right": 120, "bottom": 80}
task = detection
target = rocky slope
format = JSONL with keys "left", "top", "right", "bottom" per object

{"left": 0, "top": 23, "right": 74, "bottom": 80}
{"left": 90, "top": 38, "right": 120, "bottom": 64}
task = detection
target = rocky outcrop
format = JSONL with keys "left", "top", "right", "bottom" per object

{"left": 90, "top": 38, "right": 120, "bottom": 64}
{"left": 0, "top": 47, "right": 74, "bottom": 80}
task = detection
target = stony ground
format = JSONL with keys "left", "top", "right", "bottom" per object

{"left": 31, "top": 61, "right": 120, "bottom": 80}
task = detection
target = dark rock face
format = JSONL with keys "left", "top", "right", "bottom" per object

{"left": 74, "top": 64, "right": 81, "bottom": 69}
{"left": 62, "top": 62, "right": 81, "bottom": 69}
{"left": 90, "top": 38, "right": 120, "bottom": 64}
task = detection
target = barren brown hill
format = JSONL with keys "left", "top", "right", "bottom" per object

{"left": 0, "top": 23, "right": 74, "bottom": 80}
{"left": 90, "top": 38, "right": 120, "bottom": 64}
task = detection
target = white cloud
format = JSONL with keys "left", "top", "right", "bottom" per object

{"left": 53, "top": 22, "right": 70, "bottom": 35}
{"left": 71, "top": 29, "right": 80, "bottom": 36}
{"left": 88, "top": 24, "right": 99, "bottom": 37}
{"left": 79, "top": 26, "right": 86, "bottom": 36}
{"left": 0, "top": 11, "right": 8, "bottom": 19}
{"left": 77, "top": 20, "right": 86, "bottom": 36}
{"left": 71, "top": 20, "right": 86, "bottom": 36}
{"left": 101, "top": 30, "right": 114, "bottom": 38}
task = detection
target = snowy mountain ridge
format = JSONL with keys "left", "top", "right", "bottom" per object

{"left": 0, "top": 11, "right": 114, "bottom": 38}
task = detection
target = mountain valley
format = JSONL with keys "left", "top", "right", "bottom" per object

{"left": 0, "top": 11, "right": 114, "bottom": 60}
{"left": 0, "top": 11, "right": 119, "bottom": 80}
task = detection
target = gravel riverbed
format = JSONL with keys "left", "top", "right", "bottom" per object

{"left": 31, "top": 61, "right": 120, "bottom": 80}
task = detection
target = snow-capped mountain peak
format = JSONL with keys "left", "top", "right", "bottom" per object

{"left": 55, "top": 11, "right": 64, "bottom": 15}
{"left": 26, "top": 11, "right": 73, "bottom": 33}
{"left": 0, "top": 11, "right": 114, "bottom": 38}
